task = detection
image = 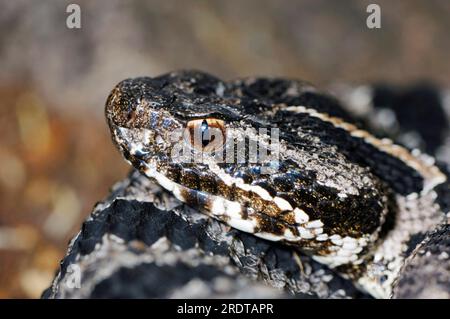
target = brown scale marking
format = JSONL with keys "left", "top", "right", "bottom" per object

{"left": 202, "top": 195, "right": 214, "bottom": 213}
{"left": 290, "top": 185, "right": 384, "bottom": 237}
{"left": 227, "top": 183, "right": 237, "bottom": 202}
{"left": 261, "top": 200, "right": 284, "bottom": 217}
{"left": 254, "top": 213, "right": 287, "bottom": 236}
{"left": 233, "top": 187, "right": 254, "bottom": 204}
{"left": 211, "top": 178, "right": 258, "bottom": 208}
{"left": 280, "top": 211, "right": 296, "bottom": 225}
{"left": 126, "top": 106, "right": 138, "bottom": 125}
{"left": 250, "top": 197, "right": 267, "bottom": 216}
{"left": 179, "top": 187, "right": 199, "bottom": 207}
{"left": 178, "top": 186, "right": 215, "bottom": 216}
{"left": 215, "top": 180, "right": 232, "bottom": 200}
{"left": 180, "top": 169, "right": 200, "bottom": 190}
{"left": 248, "top": 196, "right": 282, "bottom": 218}
{"left": 198, "top": 172, "right": 218, "bottom": 194}
{"left": 163, "top": 164, "right": 182, "bottom": 183}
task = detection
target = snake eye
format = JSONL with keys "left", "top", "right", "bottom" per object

{"left": 184, "top": 118, "right": 226, "bottom": 152}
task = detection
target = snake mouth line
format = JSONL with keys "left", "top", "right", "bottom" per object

{"left": 136, "top": 157, "right": 371, "bottom": 267}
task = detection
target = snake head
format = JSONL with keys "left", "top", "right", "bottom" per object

{"left": 105, "top": 71, "right": 393, "bottom": 270}
{"left": 105, "top": 71, "right": 274, "bottom": 170}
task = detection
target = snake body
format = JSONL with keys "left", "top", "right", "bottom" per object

{"left": 105, "top": 70, "right": 450, "bottom": 298}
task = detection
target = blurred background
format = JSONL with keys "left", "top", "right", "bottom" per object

{"left": 0, "top": 0, "right": 449, "bottom": 298}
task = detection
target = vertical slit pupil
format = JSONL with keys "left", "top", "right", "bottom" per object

{"left": 201, "top": 120, "right": 210, "bottom": 147}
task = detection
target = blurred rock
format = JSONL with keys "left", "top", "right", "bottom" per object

{"left": 1, "top": 0, "right": 449, "bottom": 115}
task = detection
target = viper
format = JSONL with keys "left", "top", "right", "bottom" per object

{"left": 105, "top": 70, "right": 450, "bottom": 298}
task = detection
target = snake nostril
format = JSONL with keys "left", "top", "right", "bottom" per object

{"left": 106, "top": 78, "right": 163, "bottom": 129}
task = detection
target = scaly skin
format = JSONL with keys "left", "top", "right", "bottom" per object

{"left": 105, "top": 70, "right": 450, "bottom": 298}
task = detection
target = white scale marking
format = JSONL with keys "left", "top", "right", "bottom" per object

{"left": 305, "top": 220, "right": 324, "bottom": 229}
{"left": 255, "top": 232, "right": 284, "bottom": 242}
{"left": 294, "top": 208, "right": 309, "bottom": 223}
{"left": 281, "top": 105, "right": 447, "bottom": 193}
{"left": 298, "top": 227, "right": 315, "bottom": 239}
{"left": 227, "top": 218, "right": 256, "bottom": 233}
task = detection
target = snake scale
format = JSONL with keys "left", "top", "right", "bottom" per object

{"left": 104, "top": 70, "right": 450, "bottom": 299}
